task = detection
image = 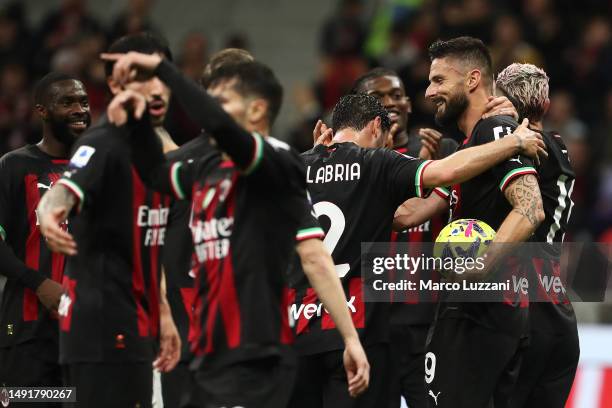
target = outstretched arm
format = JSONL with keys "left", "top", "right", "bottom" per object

{"left": 393, "top": 192, "right": 449, "bottom": 231}
{"left": 422, "top": 119, "right": 546, "bottom": 188}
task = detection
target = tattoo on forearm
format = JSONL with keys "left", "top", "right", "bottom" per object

{"left": 38, "top": 185, "right": 76, "bottom": 218}
{"left": 506, "top": 174, "right": 543, "bottom": 227}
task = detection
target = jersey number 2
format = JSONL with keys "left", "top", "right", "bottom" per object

{"left": 313, "top": 201, "right": 350, "bottom": 278}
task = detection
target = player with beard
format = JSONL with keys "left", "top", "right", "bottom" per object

{"left": 396, "top": 37, "right": 546, "bottom": 407}
{"left": 496, "top": 63, "right": 579, "bottom": 408}
{"left": 159, "top": 48, "right": 255, "bottom": 408}
{"left": 349, "top": 68, "right": 457, "bottom": 408}
{"left": 97, "top": 52, "right": 372, "bottom": 407}
{"left": 288, "top": 91, "right": 545, "bottom": 408}
{"left": 0, "top": 73, "right": 90, "bottom": 398}
{"left": 36, "top": 33, "right": 180, "bottom": 408}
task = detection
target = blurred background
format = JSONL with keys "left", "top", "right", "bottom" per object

{"left": 0, "top": 0, "right": 611, "bottom": 404}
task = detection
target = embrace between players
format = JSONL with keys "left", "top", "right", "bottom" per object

{"left": 0, "top": 31, "right": 576, "bottom": 408}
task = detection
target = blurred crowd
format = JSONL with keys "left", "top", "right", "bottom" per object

{"left": 1, "top": 0, "right": 611, "bottom": 241}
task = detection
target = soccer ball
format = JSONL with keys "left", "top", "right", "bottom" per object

{"left": 433, "top": 219, "right": 496, "bottom": 277}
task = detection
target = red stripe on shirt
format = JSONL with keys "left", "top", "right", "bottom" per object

{"left": 48, "top": 173, "right": 66, "bottom": 284}
{"left": 281, "top": 288, "right": 295, "bottom": 344}
{"left": 599, "top": 367, "right": 612, "bottom": 408}
{"left": 131, "top": 169, "right": 149, "bottom": 337}
{"left": 23, "top": 174, "right": 40, "bottom": 321}
{"left": 218, "top": 177, "right": 241, "bottom": 349}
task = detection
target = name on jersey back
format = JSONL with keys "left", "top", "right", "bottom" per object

{"left": 306, "top": 163, "right": 361, "bottom": 184}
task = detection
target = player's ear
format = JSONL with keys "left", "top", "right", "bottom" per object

{"left": 467, "top": 69, "right": 481, "bottom": 92}
{"left": 107, "top": 76, "right": 122, "bottom": 95}
{"left": 35, "top": 104, "right": 48, "bottom": 120}
{"left": 372, "top": 116, "right": 384, "bottom": 146}
{"left": 247, "top": 98, "right": 267, "bottom": 125}
{"left": 405, "top": 96, "right": 412, "bottom": 114}
{"left": 543, "top": 97, "right": 550, "bottom": 117}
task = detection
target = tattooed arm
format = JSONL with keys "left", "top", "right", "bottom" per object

{"left": 37, "top": 184, "right": 78, "bottom": 255}
{"left": 496, "top": 173, "right": 545, "bottom": 243}
{"left": 450, "top": 174, "right": 544, "bottom": 282}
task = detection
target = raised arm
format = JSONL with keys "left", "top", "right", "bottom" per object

{"left": 496, "top": 173, "right": 545, "bottom": 242}
{"left": 422, "top": 119, "right": 546, "bottom": 188}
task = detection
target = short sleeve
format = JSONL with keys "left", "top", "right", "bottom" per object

{"left": 377, "top": 149, "right": 431, "bottom": 207}
{"left": 57, "top": 132, "right": 114, "bottom": 214}
{"left": 472, "top": 118, "right": 538, "bottom": 192}
{"left": 295, "top": 190, "right": 325, "bottom": 242}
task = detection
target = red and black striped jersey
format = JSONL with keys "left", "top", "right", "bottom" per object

{"left": 444, "top": 116, "right": 534, "bottom": 336}
{"left": 149, "top": 134, "right": 323, "bottom": 368}
{"left": 163, "top": 135, "right": 214, "bottom": 363}
{"left": 292, "top": 142, "right": 428, "bottom": 355}
{"left": 0, "top": 145, "right": 68, "bottom": 348}
{"left": 529, "top": 130, "right": 576, "bottom": 334}
{"left": 390, "top": 135, "right": 457, "bottom": 325}
{"left": 56, "top": 119, "right": 170, "bottom": 364}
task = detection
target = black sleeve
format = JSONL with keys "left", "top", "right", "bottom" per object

{"left": 375, "top": 149, "right": 432, "bottom": 208}
{"left": 57, "top": 127, "right": 117, "bottom": 213}
{"left": 0, "top": 159, "right": 45, "bottom": 290}
{"left": 155, "top": 59, "right": 256, "bottom": 169}
{"left": 155, "top": 59, "right": 301, "bottom": 189}
{"left": 295, "top": 190, "right": 325, "bottom": 242}
{"left": 472, "top": 117, "right": 537, "bottom": 192}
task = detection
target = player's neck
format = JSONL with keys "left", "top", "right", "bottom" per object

{"left": 530, "top": 120, "right": 544, "bottom": 131}
{"left": 459, "top": 92, "right": 489, "bottom": 138}
{"left": 333, "top": 129, "right": 358, "bottom": 145}
{"left": 38, "top": 129, "right": 70, "bottom": 158}
{"left": 155, "top": 127, "right": 178, "bottom": 153}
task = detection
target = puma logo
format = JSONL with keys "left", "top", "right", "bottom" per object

{"left": 37, "top": 182, "right": 52, "bottom": 191}
{"left": 508, "top": 156, "right": 522, "bottom": 165}
{"left": 429, "top": 390, "right": 441, "bottom": 406}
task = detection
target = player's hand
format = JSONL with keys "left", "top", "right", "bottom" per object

{"left": 513, "top": 118, "right": 548, "bottom": 165}
{"left": 418, "top": 128, "right": 443, "bottom": 159}
{"left": 343, "top": 337, "right": 370, "bottom": 397}
{"left": 482, "top": 96, "right": 518, "bottom": 121}
{"left": 154, "top": 302, "right": 181, "bottom": 373}
{"left": 313, "top": 119, "right": 334, "bottom": 147}
{"left": 107, "top": 89, "right": 147, "bottom": 126}
{"left": 386, "top": 123, "right": 399, "bottom": 149}
{"left": 100, "top": 52, "right": 162, "bottom": 86}
{"left": 39, "top": 207, "right": 77, "bottom": 256}
{"left": 36, "top": 278, "right": 63, "bottom": 318}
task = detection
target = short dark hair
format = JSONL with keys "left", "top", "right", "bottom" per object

{"left": 105, "top": 32, "right": 172, "bottom": 77}
{"left": 428, "top": 36, "right": 493, "bottom": 87}
{"left": 208, "top": 61, "right": 283, "bottom": 126}
{"left": 33, "top": 72, "right": 80, "bottom": 105}
{"left": 332, "top": 94, "right": 391, "bottom": 133}
{"left": 351, "top": 67, "right": 400, "bottom": 94}
{"left": 201, "top": 48, "right": 254, "bottom": 88}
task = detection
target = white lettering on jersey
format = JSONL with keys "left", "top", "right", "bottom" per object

{"left": 191, "top": 217, "right": 234, "bottom": 262}
{"left": 306, "top": 163, "right": 361, "bottom": 184}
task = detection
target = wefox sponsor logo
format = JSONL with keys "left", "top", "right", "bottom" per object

{"left": 191, "top": 217, "right": 234, "bottom": 262}
{"left": 289, "top": 296, "right": 357, "bottom": 323}
{"left": 137, "top": 205, "right": 169, "bottom": 246}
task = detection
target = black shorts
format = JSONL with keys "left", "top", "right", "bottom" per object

{"left": 162, "top": 361, "right": 194, "bottom": 408}
{"left": 425, "top": 317, "right": 526, "bottom": 408}
{"left": 388, "top": 324, "right": 429, "bottom": 408}
{"left": 510, "top": 327, "right": 579, "bottom": 408}
{"left": 183, "top": 350, "right": 296, "bottom": 408}
{"left": 62, "top": 362, "right": 152, "bottom": 408}
{"left": 0, "top": 340, "right": 62, "bottom": 408}
{"left": 289, "top": 343, "right": 390, "bottom": 408}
